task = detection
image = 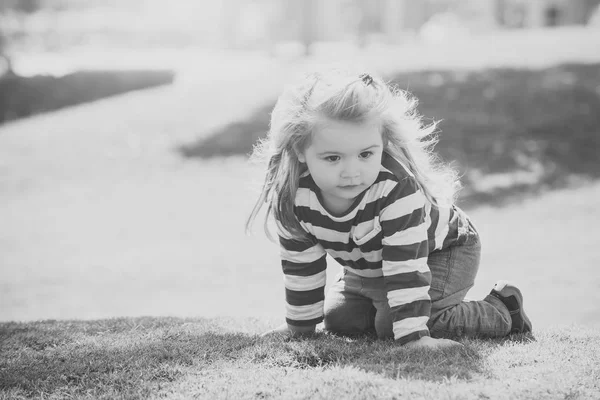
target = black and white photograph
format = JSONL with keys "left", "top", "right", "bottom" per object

{"left": 1, "top": 0, "right": 599, "bottom": 399}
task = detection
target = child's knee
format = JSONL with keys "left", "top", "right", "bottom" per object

{"left": 323, "top": 311, "right": 353, "bottom": 333}
{"left": 324, "top": 306, "right": 374, "bottom": 335}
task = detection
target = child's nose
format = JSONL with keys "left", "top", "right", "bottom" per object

{"left": 341, "top": 163, "right": 360, "bottom": 180}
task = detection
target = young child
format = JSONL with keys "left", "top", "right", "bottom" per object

{"left": 247, "top": 69, "right": 532, "bottom": 349}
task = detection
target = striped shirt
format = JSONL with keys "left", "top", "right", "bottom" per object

{"left": 277, "top": 152, "right": 466, "bottom": 344}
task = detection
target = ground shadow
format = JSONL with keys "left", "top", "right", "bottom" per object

{"left": 0, "top": 69, "right": 175, "bottom": 124}
{"left": 178, "top": 63, "right": 600, "bottom": 209}
{"left": 0, "top": 318, "right": 255, "bottom": 398}
{"left": 267, "top": 332, "right": 488, "bottom": 381}
{"left": 0, "top": 318, "right": 489, "bottom": 399}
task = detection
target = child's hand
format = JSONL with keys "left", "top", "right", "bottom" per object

{"left": 403, "top": 336, "right": 462, "bottom": 349}
{"left": 261, "top": 323, "right": 316, "bottom": 338}
{"left": 260, "top": 323, "right": 291, "bottom": 338}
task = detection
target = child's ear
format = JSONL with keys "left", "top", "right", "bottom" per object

{"left": 292, "top": 142, "right": 307, "bottom": 163}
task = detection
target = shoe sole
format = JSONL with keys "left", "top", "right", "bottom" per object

{"left": 493, "top": 280, "right": 533, "bottom": 333}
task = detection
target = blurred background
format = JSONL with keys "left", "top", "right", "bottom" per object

{"left": 1, "top": 0, "right": 600, "bottom": 330}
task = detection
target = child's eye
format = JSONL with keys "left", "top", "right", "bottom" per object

{"left": 324, "top": 155, "right": 340, "bottom": 162}
{"left": 359, "top": 151, "right": 373, "bottom": 159}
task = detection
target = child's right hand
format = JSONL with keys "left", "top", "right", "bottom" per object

{"left": 403, "top": 336, "right": 463, "bottom": 349}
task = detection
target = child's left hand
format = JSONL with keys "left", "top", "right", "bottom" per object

{"left": 260, "top": 323, "right": 291, "bottom": 338}
{"left": 403, "top": 336, "right": 463, "bottom": 349}
{"left": 261, "top": 323, "right": 316, "bottom": 338}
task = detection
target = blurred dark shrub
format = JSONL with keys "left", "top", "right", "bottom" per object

{"left": 0, "top": 69, "right": 175, "bottom": 123}
{"left": 398, "top": 63, "right": 600, "bottom": 177}
{"left": 180, "top": 63, "right": 600, "bottom": 205}
{"left": 179, "top": 104, "right": 273, "bottom": 159}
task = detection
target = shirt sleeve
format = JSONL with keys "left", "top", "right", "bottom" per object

{"left": 379, "top": 178, "right": 432, "bottom": 344}
{"left": 276, "top": 220, "right": 328, "bottom": 327}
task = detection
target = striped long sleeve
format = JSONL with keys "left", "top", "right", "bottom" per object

{"left": 277, "top": 152, "right": 463, "bottom": 342}
{"left": 277, "top": 223, "right": 328, "bottom": 327}
{"left": 380, "top": 177, "right": 432, "bottom": 344}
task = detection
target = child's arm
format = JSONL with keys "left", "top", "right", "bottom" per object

{"left": 276, "top": 224, "right": 328, "bottom": 333}
{"left": 380, "top": 177, "right": 432, "bottom": 345}
{"left": 404, "top": 336, "right": 462, "bottom": 349}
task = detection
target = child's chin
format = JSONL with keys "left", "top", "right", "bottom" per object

{"left": 342, "top": 185, "right": 366, "bottom": 195}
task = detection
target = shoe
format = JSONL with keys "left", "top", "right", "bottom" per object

{"left": 489, "top": 280, "right": 532, "bottom": 334}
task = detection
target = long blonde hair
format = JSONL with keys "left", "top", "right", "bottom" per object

{"left": 246, "top": 68, "right": 461, "bottom": 241}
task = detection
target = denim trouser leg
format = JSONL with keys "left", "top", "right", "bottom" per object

{"left": 324, "top": 220, "right": 512, "bottom": 340}
{"left": 323, "top": 271, "right": 376, "bottom": 335}
{"left": 323, "top": 270, "right": 394, "bottom": 339}
{"left": 427, "top": 224, "right": 512, "bottom": 338}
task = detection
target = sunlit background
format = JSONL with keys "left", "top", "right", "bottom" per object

{"left": 1, "top": 0, "right": 600, "bottom": 330}
{"left": 2, "top": 0, "right": 600, "bottom": 75}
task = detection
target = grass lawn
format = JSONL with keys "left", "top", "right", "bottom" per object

{"left": 1, "top": 317, "right": 599, "bottom": 399}
{"left": 2, "top": 30, "right": 600, "bottom": 398}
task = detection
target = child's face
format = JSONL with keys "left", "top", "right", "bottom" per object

{"left": 298, "top": 118, "right": 383, "bottom": 213}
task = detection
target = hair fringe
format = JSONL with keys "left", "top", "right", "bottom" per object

{"left": 246, "top": 70, "right": 462, "bottom": 242}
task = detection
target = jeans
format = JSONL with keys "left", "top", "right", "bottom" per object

{"left": 323, "top": 216, "right": 512, "bottom": 340}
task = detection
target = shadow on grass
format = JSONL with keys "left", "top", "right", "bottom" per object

{"left": 0, "top": 318, "right": 500, "bottom": 398}
{"left": 178, "top": 63, "right": 600, "bottom": 209}
{"left": 0, "top": 318, "right": 256, "bottom": 398}
{"left": 0, "top": 69, "right": 175, "bottom": 124}
{"left": 253, "top": 332, "right": 488, "bottom": 381}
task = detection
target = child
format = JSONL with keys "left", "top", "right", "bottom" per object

{"left": 247, "top": 69, "right": 532, "bottom": 349}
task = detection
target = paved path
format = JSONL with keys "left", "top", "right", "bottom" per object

{"left": 1, "top": 51, "right": 293, "bottom": 322}
{"left": 2, "top": 29, "right": 600, "bottom": 327}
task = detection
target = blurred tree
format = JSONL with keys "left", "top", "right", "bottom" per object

{"left": 342, "top": 0, "right": 366, "bottom": 48}
{"left": 0, "top": 0, "right": 42, "bottom": 15}
{"left": 0, "top": 7, "right": 12, "bottom": 77}
{"left": 0, "top": 36, "right": 9, "bottom": 77}
{"left": 13, "top": 0, "right": 41, "bottom": 14}
{"left": 301, "top": 0, "right": 318, "bottom": 55}
{"left": 0, "top": 0, "right": 42, "bottom": 77}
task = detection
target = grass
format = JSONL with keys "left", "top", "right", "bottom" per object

{"left": 179, "top": 62, "right": 600, "bottom": 209}
{"left": 2, "top": 41, "right": 600, "bottom": 398}
{"left": 1, "top": 318, "right": 599, "bottom": 399}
